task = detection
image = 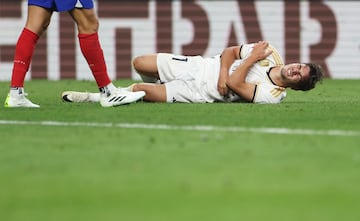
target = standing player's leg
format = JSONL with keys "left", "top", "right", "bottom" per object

{"left": 4, "top": 6, "right": 53, "bottom": 108}
{"left": 69, "top": 7, "right": 145, "bottom": 107}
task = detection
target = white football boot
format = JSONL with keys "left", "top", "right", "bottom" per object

{"left": 61, "top": 91, "right": 95, "bottom": 103}
{"left": 4, "top": 88, "right": 40, "bottom": 108}
{"left": 99, "top": 88, "right": 145, "bottom": 107}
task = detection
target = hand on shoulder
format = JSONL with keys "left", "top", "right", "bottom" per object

{"left": 250, "top": 41, "right": 273, "bottom": 61}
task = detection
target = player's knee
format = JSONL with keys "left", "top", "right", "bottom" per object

{"left": 79, "top": 21, "right": 98, "bottom": 33}
{"left": 133, "top": 55, "right": 159, "bottom": 78}
{"left": 25, "top": 19, "right": 51, "bottom": 36}
{"left": 75, "top": 13, "right": 99, "bottom": 33}
{"left": 42, "top": 21, "right": 51, "bottom": 32}
{"left": 132, "top": 56, "right": 145, "bottom": 73}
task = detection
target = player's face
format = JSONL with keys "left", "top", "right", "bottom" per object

{"left": 281, "top": 63, "right": 310, "bottom": 85}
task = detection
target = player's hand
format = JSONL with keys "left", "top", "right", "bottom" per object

{"left": 250, "top": 41, "right": 273, "bottom": 61}
{"left": 217, "top": 77, "right": 228, "bottom": 96}
{"left": 217, "top": 69, "right": 229, "bottom": 96}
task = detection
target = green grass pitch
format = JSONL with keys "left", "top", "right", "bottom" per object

{"left": 1, "top": 79, "right": 360, "bottom": 221}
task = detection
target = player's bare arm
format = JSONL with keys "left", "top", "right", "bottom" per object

{"left": 226, "top": 41, "right": 272, "bottom": 102}
{"left": 218, "top": 46, "right": 241, "bottom": 96}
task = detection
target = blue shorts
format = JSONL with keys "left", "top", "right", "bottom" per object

{"left": 28, "top": 0, "right": 94, "bottom": 12}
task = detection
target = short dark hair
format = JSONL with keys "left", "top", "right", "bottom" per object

{"left": 296, "top": 63, "right": 324, "bottom": 91}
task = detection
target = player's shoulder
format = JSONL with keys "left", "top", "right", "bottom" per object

{"left": 241, "top": 43, "right": 284, "bottom": 66}
{"left": 267, "top": 44, "right": 284, "bottom": 66}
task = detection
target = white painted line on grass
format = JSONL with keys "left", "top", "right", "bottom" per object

{"left": 0, "top": 120, "right": 359, "bottom": 137}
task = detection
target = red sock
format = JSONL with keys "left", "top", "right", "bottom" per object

{"left": 78, "top": 33, "right": 111, "bottom": 88}
{"left": 11, "top": 28, "right": 39, "bottom": 87}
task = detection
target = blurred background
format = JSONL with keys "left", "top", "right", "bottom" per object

{"left": 0, "top": 0, "right": 359, "bottom": 81}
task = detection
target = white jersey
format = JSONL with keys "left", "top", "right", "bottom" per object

{"left": 157, "top": 43, "right": 287, "bottom": 104}
{"left": 197, "top": 43, "right": 287, "bottom": 104}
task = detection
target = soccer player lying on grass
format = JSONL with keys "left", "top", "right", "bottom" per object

{"left": 62, "top": 41, "right": 324, "bottom": 104}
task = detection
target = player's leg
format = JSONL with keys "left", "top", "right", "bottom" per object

{"left": 4, "top": 5, "right": 53, "bottom": 108}
{"left": 25, "top": 5, "right": 53, "bottom": 35}
{"left": 13, "top": 6, "right": 52, "bottom": 85}
{"left": 62, "top": 82, "right": 165, "bottom": 103}
{"left": 133, "top": 53, "right": 196, "bottom": 84}
{"left": 69, "top": 7, "right": 145, "bottom": 107}
{"left": 69, "top": 8, "right": 110, "bottom": 87}
{"left": 132, "top": 83, "right": 167, "bottom": 102}
{"left": 61, "top": 82, "right": 166, "bottom": 103}
{"left": 132, "top": 54, "right": 160, "bottom": 83}
{"left": 131, "top": 79, "right": 199, "bottom": 103}
{"left": 61, "top": 91, "right": 100, "bottom": 103}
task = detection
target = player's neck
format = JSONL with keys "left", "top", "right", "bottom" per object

{"left": 268, "top": 66, "right": 286, "bottom": 87}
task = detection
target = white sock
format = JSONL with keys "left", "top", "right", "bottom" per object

{"left": 10, "top": 87, "right": 24, "bottom": 97}
{"left": 89, "top": 93, "right": 101, "bottom": 102}
{"left": 99, "top": 82, "right": 117, "bottom": 95}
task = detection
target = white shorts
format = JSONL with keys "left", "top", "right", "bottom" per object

{"left": 157, "top": 53, "right": 207, "bottom": 103}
